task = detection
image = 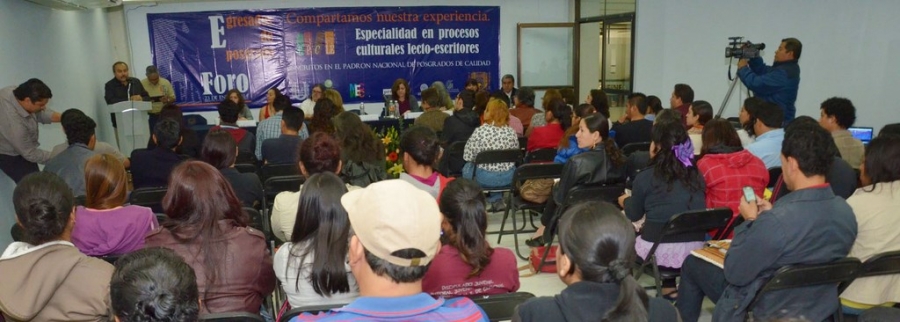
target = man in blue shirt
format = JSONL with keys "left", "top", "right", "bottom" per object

{"left": 256, "top": 95, "right": 308, "bottom": 160}
{"left": 738, "top": 38, "right": 801, "bottom": 124}
{"left": 745, "top": 101, "right": 785, "bottom": 168}
{"left": 293, "top": 180, "right": 488, "bottom": 321}
{"left": 261, "top": 106, "right": 304, "bottom": 165}
{"left": 44, "top": 109, "right": 97, "bottom": 196}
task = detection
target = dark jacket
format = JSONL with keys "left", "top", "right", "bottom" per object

{"left": 130, "top": 147, "right": 185, "bottom": 189}
{"left": 738, "top": 58, "right": 800, "bottom": 123}
{"left": 491, "top": 88, "right": 518, "bottom": 108}
{"left": 104, "top": 77, "right": 149, "bottom": 105}
{"left": 261, "top": 135, "right": 303, "bottom": 165}
{"left": 624, "top": 167, "right": 707, "bottom": 243}
{"left": 144, "top": 219, "right": 276, "bottom": 314}
{"left": 440, "top": 108, "right": 481, "bottom": 175}
{"left": 341, "top": 160, "right": 386, "bottom": 188}
{"left": 147, "top": 127, "right": 201, "bottom": 158}
{"left": 213, "top": 125, "right": 255, "bottom": 154}
{"left": 612, "top": 119, "right": 653, "bottom": 149}
{"left": 513, "top": 281, "right": 679, "bottom": 322}
{"left": 770, "top": 156, "right": 857, "bottom": 203}
{"left": 554, "top": 146, "right": 625, "bottom": 205}
{"left": 220, "top": 168, "right": 263, "bottom": 208}
{"left": 713, "top": 185, "right": 857, "bottom": 322}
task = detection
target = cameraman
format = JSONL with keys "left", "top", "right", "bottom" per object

{"left": 738, "top": 38, "right": 801, "bottom": 124}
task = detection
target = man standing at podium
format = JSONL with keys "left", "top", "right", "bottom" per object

{"left": 0, "top": 78, "right": 61, "bottom": 183}
{"left": 104, "top": 61, "right": 149, "bottom": 128}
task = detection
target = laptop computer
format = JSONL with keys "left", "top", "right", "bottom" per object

{"left": 848, "top": 127, "right": 874, "bottom": 145}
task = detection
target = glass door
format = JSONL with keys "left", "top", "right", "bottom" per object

{"left": 600, "top": 14, "right": 634, "bottom": 108}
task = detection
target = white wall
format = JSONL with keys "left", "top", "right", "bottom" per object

{"left": 122, "top": 0, "right": 573, "bottom": 122}
{"left": 0, "top": 0, "right": 115, "bottom": 250}
{"left": 635, "top": 0, "right": 900, "bottom": 131}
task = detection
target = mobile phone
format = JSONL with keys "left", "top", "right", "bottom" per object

{"left": 742, "top": 186, "right": 756, "bottom": 203}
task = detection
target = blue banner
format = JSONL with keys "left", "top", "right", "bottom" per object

{"left": 147, "top": 6, "right": 500, "bottom": 109}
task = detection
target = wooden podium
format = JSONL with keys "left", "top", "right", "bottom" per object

{"left": 106, "top": 101, "right": 152, "bottom": 156}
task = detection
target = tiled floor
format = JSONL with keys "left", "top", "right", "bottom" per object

{"left": 485, "top": 207, "right": 715, "bottom": 321}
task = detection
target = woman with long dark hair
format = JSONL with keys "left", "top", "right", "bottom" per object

{"left": 0, "top": 172, "right": 114, "bottom": 321}
{"left": 554, "top": 103, "right": 597, "bottom": 164}
{"left": 618, "top": 118, "right": 706, "bottom": 300}
{"left": 334, "top": 112, "right": 386, "bottom": 187}
{"left": 527, "top": 98, "right": 573, "bottom": 152}
{"left": 274, "top": 172, "right": 358, "bottom": 307}
{"left": 72, "top": 154, "right": 158, "bottom": 256}
{"left": 514, "top": 201, "right": 677, "bottom": 321}
{"left": 259, "top": 87, "right": 282, "bottom": 121}
{"left": 226, "top": 89, "right": 254, "bottom": 120}
{"left": 144, "top": 161, "right": 275, "bottom": 314}
{"left": 422, "top": 179, "right": 519, "bottom": 297}
{"left": 200, "top": 129, "right": 264, "bottom": 208}
{"left": 389, "top": 78, "right": 420, "bottom": 116}
{"left": 308, "top": 98, "right": 339, "bottom": 135}
{"left": 399, "top": 126, "right": 453, "bottom": 199}
{"left": 110, "top": 247, "right": 200, "bottom": 322}
{"left": 588, "top": 89, "right": 611, "bottom": 118}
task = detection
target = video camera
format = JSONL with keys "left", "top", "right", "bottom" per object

{"left": 725, "top": 37, "right": 766, "bottom": 59}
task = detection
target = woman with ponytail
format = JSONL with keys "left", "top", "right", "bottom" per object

{"left": 618, "top": 117, "right": 707, "bottom": 301}
{"left": 0, "top": 172, "right": 114, "bottom": 321}
{"left": 399, "top": 126, "right": 453, "bottom": 199}
{"left": 514, "top": 201, "right": 678, "bottom": 321}
{"left": 422, "top": 179, "right": 519, "bottom": 297}
{"left": 526, "top": 113, "right": 626, "bottom": 246}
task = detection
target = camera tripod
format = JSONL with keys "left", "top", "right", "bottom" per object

{"left": 714, "top": 76, "right": 744, "bottom": 119}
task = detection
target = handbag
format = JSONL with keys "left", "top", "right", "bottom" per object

{"left": 518, "top": 245, "right": 558, "bottom": 276}
{"left": 519, "top": 178, "right": 554, "bottom": 203}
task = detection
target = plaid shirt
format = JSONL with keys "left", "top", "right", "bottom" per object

{"left": 255, "top": 112, "right": 309, "bottom": 159}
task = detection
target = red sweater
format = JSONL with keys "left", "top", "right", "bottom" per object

{"left": 527, "top": 124, "right": 565, "bottom": 152}
{"left": 697, "top": 149, "right": 769, "bottom": 238}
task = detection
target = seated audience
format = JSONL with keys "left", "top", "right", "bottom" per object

{"left": 110, "top": 247, "right": 200, "bottom": 322}
{"left": 298, "top": 84, "right": 324, "bottom": 119}
{"left": 145, "top": 161, "right": 275, "bottom": 314}
{"left": 439, "top": 91, "right": 481, "bottom": 176}
{"left": 308, "top": 98, "right": 338, "bottom": 135}
{"left": 675, "top": 122, "right": 857, "bottom": 322}
{"left": 745, "top": 100, "right": 784, "bottom": 168}
{"left": 670, "top": 83, "right": 694, "bottom": 129}
{"left": 554, "top": 103, "right": 597, "bottom": 164}
{"left": 696, "top": 119, "right": 768, "bottom": 238}
{"left": 473, "top": 89, "right": 490, "bottom": 118}
{"left": 387, "top": 78, "right": 420, "bottom": 116}
{"left": 323, "top": 89, "right": 345, "bottom": 114}
{"left": 131, "top": 118, "right": 185, "bottom": 189}
{"left": 644, "top": 95, "right": 663, "bottom": 121}
{"left": 527, "top": 113, "right": 626, "bottom": 246}
{"left": 879, "top": 123, "right": 900, "bottom": 138}
{"left": 432, "top": 80, "right": 456, "bottom": 110}
{"left": 514, "top": 201, "right": 678, "bottom": 321}
{"left": 200, "top": 129, "right": 263, "bottom": 208}
{"left": 560, "top": 87, "right": 577, "bottom": 106}
{"left": 226, "top": 88, "right": 254, "bottom": 120}
{"left": 0, "top": 172, "right": 113, "bottom": 321}
{"left": 212, "top": 99, "right": 255, "bottom": 155}
{"left": 509, "top": 87, "right": 538, "bottom": 130}
{"left": 612, "top": 93, "right": 654, "bottom": 149}
{"left": 527, "top": 98, "right": 571, "bottom": 152}
{"left": 463, "top": 98, "right": 519, "bottom": 211}
{"left": 839, "top": 136, "right": 900, "bottom": 314}
{"left": 271, "top": 133, "right": 360, "bottom": 242}
{"left": 262, "top": 106, "right": 305, "bottom": 165}
{"left": 587, "top": 89, "right": 611, "bottom": 119}
{"left": 44, "top": 109, "right": 97, "bottom": 196}
{"left": 73, "top": 154, "right": 157, "bottom": 256}
{"left": 51, "top": 109, "right": 128, "bottom": 168}
{"left": 769, "top": 116, "right": 858, "bottom": 202}
{"left": 526, "top": 89, "right": 562, "bottom": 137}
{"left": 274, "top": 172, "right": 359, "bottom": 307}
{"left": 819, "top": 97, "right": 865, "bottom": 169}
{"left": 414, "top": 88, "right": 450, "bottom": 133}
{"left": 292, "top": 180, "right": 488, "bottom": 320}
{"left": 736, "top": 97, "right": 764, "bottom": 146}
{"left": 619, "top": 117, "right": 706, "bottom": 300}
{"left": 399, "top": 126, "right": 453, "bottom": 199}
{"left": 333, "top": 112, "right": 386, "bottom": 187}
{"left": 147, "top": 104, "right": 200, "bottom": 158}
{"left": 423, "top": 179, "right": 519, "bottom": 296}
{"left": 256, "top": 93, "right": 292, "bottom": 159}
{"left": 686, "top": 100, "right": 713, "bottom": 155}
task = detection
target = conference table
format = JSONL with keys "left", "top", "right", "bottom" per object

{"left": 189, "top": 115, "right": 417, "bottom": 143}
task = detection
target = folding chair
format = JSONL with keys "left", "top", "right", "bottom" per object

{"left": 634, "top": 207, "right": 732, "bottom": 296}
{"left": 199, "top": 312, "right": 265, "bottom": 322}
{"left": 839, "top": 250, "right": 900, "bottom": 293}
{"left": 243, "top": 207, "right": 272, "bottom": 242}
{"left": 469, "top": 292, "right": 536, "bottom": 322}
{"left": 472, "top": 149, "right": 522, "bottom": 196}
{"left": 234, "top": 163, "right": 258, "bottom": 174}
{"left": 183, "top": 114, "right": 208, "bottom": 127}
{"left": 128, "top": 187, "right": 168, "bottom": 213}
{"left": 747, "top": 258, "right": 862, "bottom": 322}
{"left": 767, "top": 167, "right": 782, "bottom": 188}
{"left": 494, "top": 163, "right": 564, "bottom": 259}
{"left": 260, "top": 164, "right": 300, "bottom": 183}
{"left": 279, "top": 303, "right": 346, "bottom": 322}
{"left": 621, "top": 142, "right": 651, "bottom": 156}
{"left": 517, "top": 137, "right": 528, "bottom": 152}
{"left": 523, "top": 148, "right": 557, "bottom": 164}
{"left": 536, "top": 184, "right": 625, "bottom": 271}
{"left": 262, "top": 175, "right": 305, "bottom": 243}
{"left": 442, "top": 141, "right": 467, "bottom": 178}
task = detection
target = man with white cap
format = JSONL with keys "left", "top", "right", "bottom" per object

{"left": 291, "top": 179, "right": 488, "bottom": 321}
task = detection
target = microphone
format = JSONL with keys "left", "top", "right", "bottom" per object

{"left": 126, "top": 78, "right": 132, "bottom": 98}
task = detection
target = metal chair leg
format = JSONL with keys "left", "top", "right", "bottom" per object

{"left": 651, "top": 257, "right": 663, "bottom": 297}
{"left": 536, "top": 233, "right": 554, "bottom": 272}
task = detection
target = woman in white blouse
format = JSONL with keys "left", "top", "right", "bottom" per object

{"left": 463, "top": 98, "right": 519, "bottom": 211}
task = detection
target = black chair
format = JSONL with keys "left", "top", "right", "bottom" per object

{"left": 747, "top": 258, "right": 862, "bottom": 322}
{"left": 621, "top": 142, "right": 651, "bottom": 156}
{"left": 155, "top": 213, "right": 167, "bottom": 226}
{"left": 767, "top": 167, "right": 782, "bottom": 188}
{"left": 234, "top": 163, "right": 257, "bottom": 174}
{"left": 472, "top": 149, "right": 522, "bottom": 195}
{"left": 279, "top": 303, "right": 346, "bottom": 322}
{"left": 470, "top": 292, "right": 536, "bottom": 322}
{"left": 128, "top": 187, "right": 168, "bottom": 213}
{"left": 715, "top": 216, "right": 745, "bottom": 240}
{"left": 199, "top": 312, "right": 265, "bottom": 321}
{"left": 243, "top": 207, "right": 272, "bottom": 242}
{"left": 517, "top": 137, "right": 528, "bottom": 151}
{"left": 495, "top": 163, "right": 564, "bottom": 259}
{"left": 536, "top": 184, "right": 626, "bottom": 271}
{"left": 183, "top": 114, "right": 208, "bottom": 127}
{"left": 236, "top": 151, "right": 258, "bottom": 165}
{"left": 262, "top": 175, "right": 305, "bottom": 225}
{"left": 523, "top": 148, "right": 557, "bottom": 164}
{"left": 442, "top": 141, "right": 467, "bottom": 178}
{"left": 634, "top": 207, "right": 733, "bottom": 297}
{"left": 94, "top": 255, "right": 120, "bottom": 265}
{"left": 75, "top": 195, "right": 86, "bottom": 206}
{"left": 839, "top": 250, "right": 900, "bottom": 294}
{"left": 260, "top": 163, "right": 300, "bottom": 183}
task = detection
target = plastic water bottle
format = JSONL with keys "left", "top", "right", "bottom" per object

{"left": 359, "top": 101, "right": 366, "bottom": 115}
